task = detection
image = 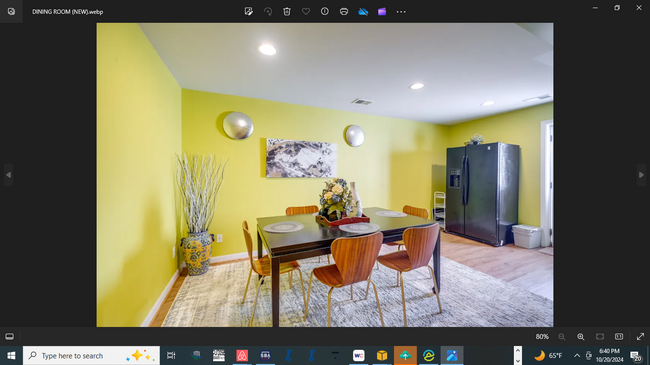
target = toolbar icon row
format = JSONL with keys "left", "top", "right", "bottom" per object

{"left": 244, "top": 7, "right": 388, "bottom": 16}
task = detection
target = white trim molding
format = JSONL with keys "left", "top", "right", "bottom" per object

{"left": 540, "top": 119, "right": 553, "bottom": 247}
{"left": 140, "top": 269, "right": 179, "bottom": 327}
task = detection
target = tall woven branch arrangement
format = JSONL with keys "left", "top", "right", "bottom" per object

{"left": 176, "top": 152, "right": 228, "bottom": 234}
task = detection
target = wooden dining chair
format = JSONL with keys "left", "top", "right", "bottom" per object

{"left": 375, "top": 223, "right": 442, "bottom": 327}
{"left": 375, "top": 205, "right": 430, "bottom": 272}
{"left": 386, "top": 205, "right": 429, "bottom": 250}
{"left": 304, "top": 232, "right": 385, "bottom": 327}
{"left": 241, "top": 221, "right": 306, "bottom": 326}
{"left": 286, "top": 205, "right": 331, "bottom": 264}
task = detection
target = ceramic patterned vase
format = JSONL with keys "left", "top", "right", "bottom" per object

{"left": 182, "top": 231, "right": 213, "bottom": 276}
{"left": 350, "top": 181, "right": 363, "bottom": 217}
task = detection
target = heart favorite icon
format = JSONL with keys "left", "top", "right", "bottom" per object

{"left": 302, "top": 8, "right": 310, "bottom": 15}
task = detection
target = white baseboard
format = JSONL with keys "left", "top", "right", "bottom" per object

{"left": 140, "top": 269, "right": 179, "bottom": 327}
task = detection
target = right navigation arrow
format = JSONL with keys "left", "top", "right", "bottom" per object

{"left": 640, "top": 172, "right": 645, "bottom": 178}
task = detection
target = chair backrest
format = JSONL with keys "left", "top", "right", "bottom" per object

{"left": 403, "top": 205, "right": 429, "bottom": 219}
{"left": 331, "top": 232, "right": 384, "bottom": 286}
{"left": 286, "top": 205, "right": 319, "bottom": 215}
{"left": 403, "top": 223, "right": 440, "bottom": 270}
{"left": 241, "top": 221, "right": 255, "bottom": 267}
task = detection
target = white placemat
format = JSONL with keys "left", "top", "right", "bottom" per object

{"left": 338, "top": 223, "right": 381, "bottom": 234}
{"left": 263, "top": 221, "right": 305, "bottom": 233}
{"left": 374, "top": 210, "right": 407, "bottom": 217}
{"left": 313, "top": 212, "right": 319, "bottom": 216}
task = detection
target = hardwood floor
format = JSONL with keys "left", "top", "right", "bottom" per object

{"left": 149, "top": 231, "right": 553, "bottom": 326}
{"left": 440, "top": 230, "right": 553, "bottom": 300}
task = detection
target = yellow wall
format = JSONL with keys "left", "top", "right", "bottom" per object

{"left": 446, "top": 102, "right": 553, "bottom": 226}
{"left": 97, "top": 23, "right": 182, "bottom": 327}
{"left": 181, "top": 89, "right": 448, "bottom": 257}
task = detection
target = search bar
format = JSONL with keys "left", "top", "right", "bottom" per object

{"left": 23, "top": 347, "right": 160, "bottom": 364}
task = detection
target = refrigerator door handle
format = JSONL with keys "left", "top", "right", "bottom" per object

{"left": 465, "top": 155, "right": 470, "bottom": 206}
{"left": 461, "top": 156, "right": 466, "bottom": 205}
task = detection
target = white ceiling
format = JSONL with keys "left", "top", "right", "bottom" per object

{"left": 139, "top": 23, "right": 553, "bottom": 125}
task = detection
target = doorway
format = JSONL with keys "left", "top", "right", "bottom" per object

{"left": 541, "top": 120, "right": 554, "bottom": 247}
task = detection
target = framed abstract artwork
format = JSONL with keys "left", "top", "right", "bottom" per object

{"left": 266, "top": 138, "right": 337, "bottom": 178}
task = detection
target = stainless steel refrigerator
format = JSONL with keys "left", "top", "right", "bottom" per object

{"left": 446, "top": 142, "right": 520, "bottom": 246}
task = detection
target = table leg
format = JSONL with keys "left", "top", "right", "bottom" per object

{"left": 271, "top": 256, "right": 280, "bottom": 327}
{"left": 432, "top": 229, "right": 441, "bottom": 294}
{"left": 257, "top": 229, "right": 263, "bottom": 281}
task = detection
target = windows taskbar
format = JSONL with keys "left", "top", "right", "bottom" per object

{"left": 1, "top": 328, "right": 648, "bottom": 346}
{"left": 0, "top": 346, "right": 648, "bottom": 365}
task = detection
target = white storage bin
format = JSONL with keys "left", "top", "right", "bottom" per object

{"left": 512, "top": 225, "right": 542, "bottom": 249}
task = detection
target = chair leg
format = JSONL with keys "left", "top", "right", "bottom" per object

{"left": 396, "top": 271, "right": 400, "bottom": 287}
{"left": 297, "top": 269, "right": 307, "bottom": 316}
{"left": 327, "top": 287, "right": 334, "bottom": 327}
{"left": 249, "top": 275, "right": 264, "bottom": 327}
{"left": 327, "top": 255, "right": 331, "bottom": 264}
{"left": 365, "top": 272, "right": 372, "bottom": 300}
{"left": 241, "top": 267, "right": 253, "bottom": 304}
{"left": 374, "top": 260, "right": 379, "bottom": 270}
{"left": 304, "top": 271, "right": 314, "bottom": 321}
{"left": 318, "top": 256, "right": 321, "bottom": 263}
{"left": 427, "top": 265, "right": 442, "bottom": 313}
{"left": 289, "top": 271, "right": 292, "bottom": 289}
{"left": 368, "top": 279, "right": 385, "bottom": 327}
{"left": 351, "top": 284, "right": 353, "bottom": 300}
{"left": 398, "top": 244, "right": 403, "bottom": 251}
{"left": 399, "top": 272, "right": 407, "bottom": 327}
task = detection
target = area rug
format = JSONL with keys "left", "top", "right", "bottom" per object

{"left": 539, "top": 247, "right": 554, "bottom": 255}
{"left": 162, "top": 246, "right": 553, "bottom": 327}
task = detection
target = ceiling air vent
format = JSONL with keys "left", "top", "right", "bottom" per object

{"left": 523, "top": 94, "right": 552, "bottom": 102}
{"left": 351, "top": 98, "right": 374, "bottom": 105}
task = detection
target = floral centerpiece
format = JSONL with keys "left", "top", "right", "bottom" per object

{"left": 319, "top": 178, "right": 353, "bottom": 221}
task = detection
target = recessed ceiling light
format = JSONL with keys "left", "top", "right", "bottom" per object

{"left": 481, "top": 101, "right": 496, "bottom": 106}
{"left": 258, "top": 44, "right": 276, "bottom": 55}
{"left": 409, "top": 83, "right": 425, "bottom": 90}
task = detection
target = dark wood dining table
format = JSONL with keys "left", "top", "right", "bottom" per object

{"left": 256, "top": 206, "right": 441, "bottom": 327}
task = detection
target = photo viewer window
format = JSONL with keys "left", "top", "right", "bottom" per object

{"left": 1, "top": 2, "right": 647, "bottom": 363}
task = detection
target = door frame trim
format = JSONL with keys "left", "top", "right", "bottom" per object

{"left": 540, "top": 119, "right": 553, "bottom": 247}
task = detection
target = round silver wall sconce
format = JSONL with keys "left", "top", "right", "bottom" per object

{"left": 345, "top": 125, "right": 365, "bottom": 147}
{"left": 223, "top": 112, "right": 254, "bottom": 140}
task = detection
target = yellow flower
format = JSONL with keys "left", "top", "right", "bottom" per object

{"left": 332, "top": 184, "right": 343, "bottom": 195}
{"left": 324, "top": 192, "right": 333, "bottom": 199}
{"left": 333, "top": 178, "right": 338, "bottom": 182}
